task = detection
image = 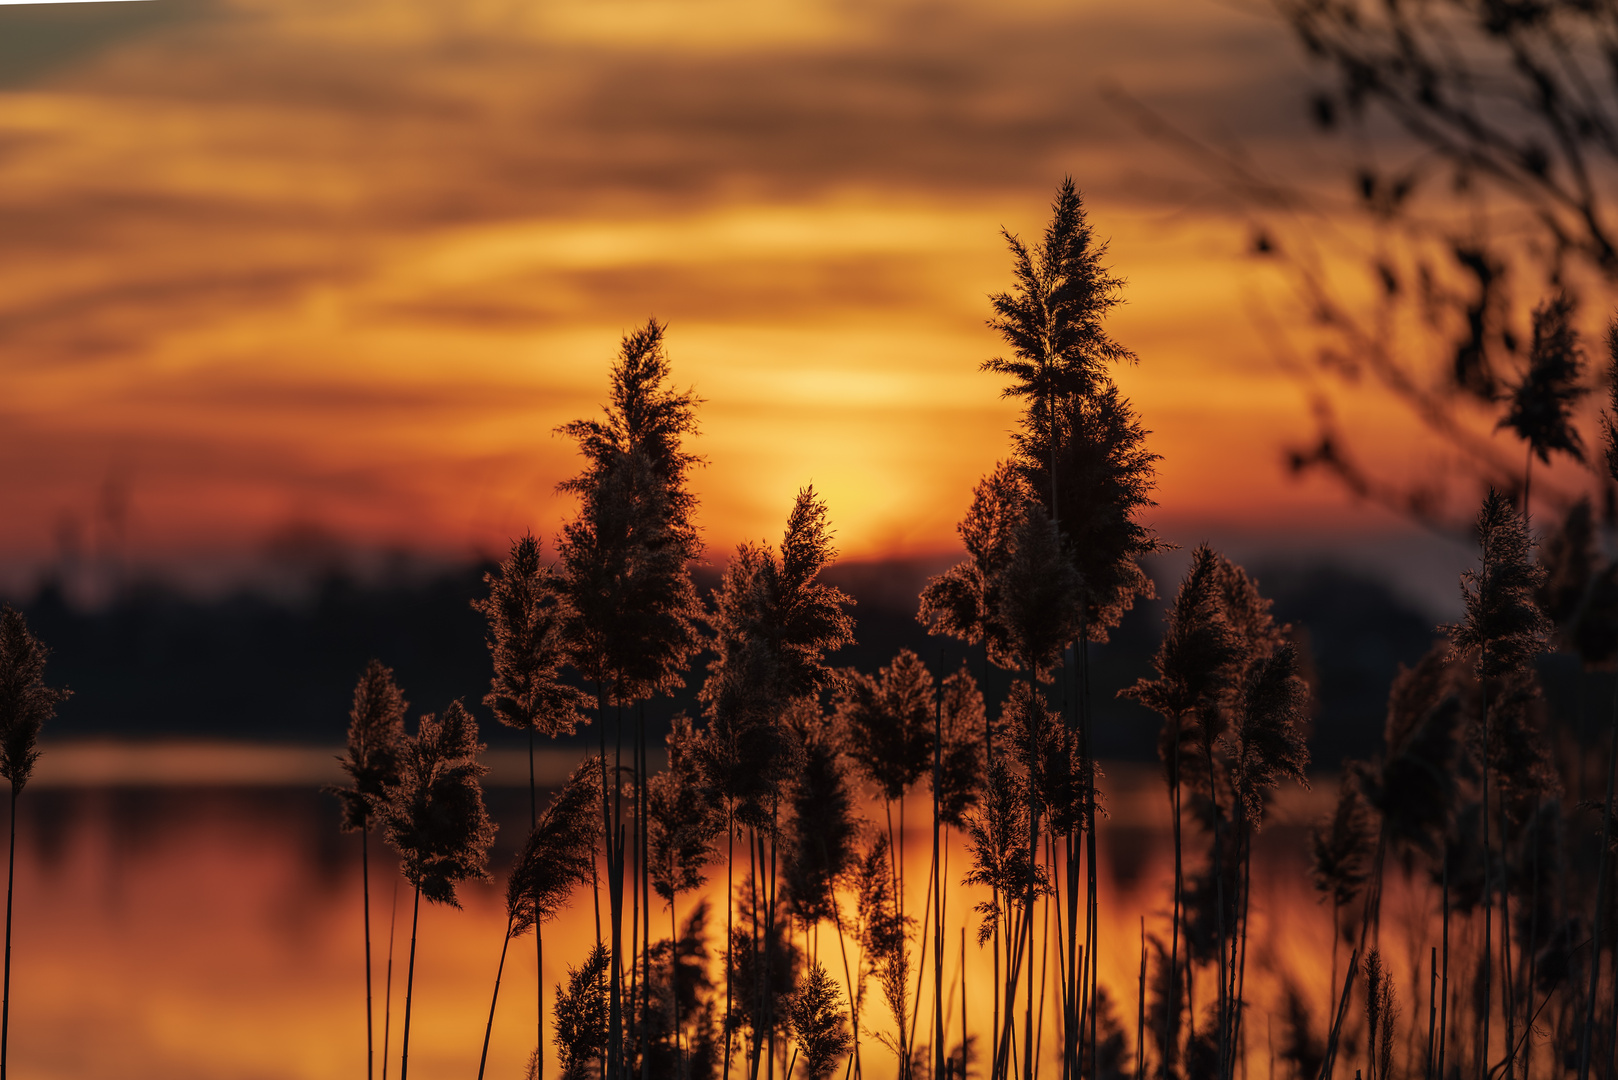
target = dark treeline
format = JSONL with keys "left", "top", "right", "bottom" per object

{"left": 6, "top": 555, "right": 1436, "bottom": 767}
{"left": 6, "top": 180, "right": 1618, "bottom": 1080}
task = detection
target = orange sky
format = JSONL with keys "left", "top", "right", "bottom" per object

{"left": 0, "top": 0, "right": 1597, "bottom": 593}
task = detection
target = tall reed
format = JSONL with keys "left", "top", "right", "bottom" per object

{"left": 0, "top": 606, "right": 67, "bottom": 1080}
{"left": 476, "top": 534, "right": 591, "bottom": 1078}
{"left": 331, "top": 660, "right": 406, "bottom": 1080}
{"left": 381, "top": 699, "right": 495, "bottom": 1080}
{"left": 479, "top": 757, "right": 601, "bottom": 1080}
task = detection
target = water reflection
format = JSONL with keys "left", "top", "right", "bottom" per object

{"left": 10, "top": 761, "right": 1357, "bottom": 1079}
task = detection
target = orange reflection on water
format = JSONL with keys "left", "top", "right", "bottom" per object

{"left": 4, "top": 766, "right": 1429, "bottom": 1080}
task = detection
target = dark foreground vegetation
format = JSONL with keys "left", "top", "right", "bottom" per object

{"left": 4, "top": 181, "right": 1618, "bottom": 1080}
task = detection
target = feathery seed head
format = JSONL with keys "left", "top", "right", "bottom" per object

{"left": 1309, "top": 770, "right": 1376, "bottom": 908}
{"left": 1364, "top": 645, "right": 1463, "bottom": 859}
{"left": 782, "top": 737, "right": 859, "bottom": 926}
{"left": 983, "top": 179, "right": 1136, "bottom": 407}
{"left": 918, "top": 461, "right": 1026, "bottom": 665}
{"left": 788, "top": 962, "right": 852, "bottom": 1080}
{"left": 383, "top": 699, "right": 495, "bottom": 907}
{"left": 0, "top": 605, "right": 68, "bottom": 793}
{"left": 507, "top": 756, "right": 601, "bottom": 936}
{"left": 1448, "top": 489, "right": 1551, "bottom": 682}
{"left": 962, "top": 756, "right": 1046, "bottom": 944}
{"left": 333, "top": 660, "right": 406, "bottom": 833}
{"left": 1013, "top": 381, "right": 1167, "bottom": 639}
{"left": 648, "top": 717, "right": 723, "bottom": 904}
{"left": 475, "top": 534, "right": 589, "bottom": 737}
{"left": 935, "top": 665, "right": 986, "bottom": 829}
{"left": 992, "top": 501, "right": 1081, "bottom": 679}
{"left": 1231, "top": 642, "right": 1311, "bottom": 828}
{"left": 1123, "top": 545, "right": 1246, "bottom": 768}
{"left": 1500, "top": 292, "right": 1588, "bottom": 464}
{"left": 836, "top": 648, "right": 935, "bottom": 802}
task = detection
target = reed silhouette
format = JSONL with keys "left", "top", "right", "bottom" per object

{"left": 479, "top": 757, "right": 602, "bottom": 1080}
{"left": 283, "top": 187, "right": 1618, "bottom": 1080}
{"left": 476, "top": 533, "right": 591, "bottom": 1079}
{"left": 557, "top": 319, "right": 705, "bottom": 1080}
{"left": 555, "top": 943, "right": 611, "bottom": 1080}
{"left": 697, "top": 485, "right": 852, "bottom": 1080}
{"left": 0, "top": 606, "right": 67, "bottom": 1080}
{"left": 381, "top": 698, "right": 495, "bottom": 1080}
{"left": 331, "top": 660, "right": 406, "bottom": 1080}
{"left": 1449, "top": 489, "right": 1553, "bottom": 1078}
{"left": 984, "top": 178, "right": 1162, "bottom": 1080}
{"left": 1501, "top": 293, "right": 1589, "bottom": 520}
{"left": 787, "top": 961, "right": 851, "bottom": 1080}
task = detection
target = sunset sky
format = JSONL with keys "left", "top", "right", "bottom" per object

{"left": 0, "top": 0, "right": 1593, "bottom": 598}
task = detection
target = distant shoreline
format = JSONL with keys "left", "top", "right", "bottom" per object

{"left": 28, "top": 741, "right": 1336, "bottom": 826}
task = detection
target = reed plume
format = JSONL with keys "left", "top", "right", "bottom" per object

{"left": 993, "top": 502, "right": 1081, "bottom": 681}
{"left": 1230, "top": 641, "right": 1310, "bottom": 830}
{"left": 983, "top": 177, "right": 1135, "bottom": 429}
{"left": 382, "top": 699, "right": 495, "bottom": 1080}
{"left": 963, "top": 758, "right": 1041, "bottom": 947}
{"left": 782, "top": 736, "right": 858, "bottom": 930}
{"left": 854, "top": 833, "right": 914, "bottom": 1074}
{"left": 1014, "top": 379, "right": 1165, "bottom": 640}
{"left": 650, "top": 718, "right": 722, "bottom": 909}
{"left": 647, "top": 716, "right": 723, "bottom": 1076}
{"left": 988, "top": 182, "right": 1160, "bottom": 1080}
{"left": 918, "top": 461, "right": 1027, "bottom": 670}
{"left": 1500, "top": 292, "right": 1589, "bottom": 513}
{"left": 1361, "top": 646, "right": 1462, "bottom": 861}
{"left": 788, "top": 962, "right": 852, "bottom": 1080}
{"left": 555, "top": 943, "right": 611, "bottom": 1080}
{"left": 330, "top": 660, "right": 406, "bottom": 1080}
{"left": 1363, "top": 949, "right": 1397, "bottom": 1080}
{"left": 475, "top": 534, "right": 590, "bottom": 744}
{"left": 935, "top": 665, "right": 987, "bottom": 831}
{"left": 838, "top": 649, "right": 935, "bottom": 806}
{"left": 1310, "top": 775, "right": 1375, "bottom": 913}
{"left": 476, "top": 532, "right": 593, "bottom": 1066}
{"left": 0, "top": 606, "right": 68, "bottom": 1080}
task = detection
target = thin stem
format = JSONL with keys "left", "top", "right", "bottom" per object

{"left": 382, "top": 880, "right": 398, "bottom": 1080}
{"left": 399, "top": 884, "right": 422, "bottom": 1080}
{"left": 724, "top": 808, "right": 736, "bottom": 1080}
{"left": 531, "top": 728, "right": 543, "bottom": 1080}
{"left": 934, "top": 654, "right": 945, "bottom": 1080}
{"left": 1136, "top": 918, "right": 1147, "bottom": 1080}
{"left": 1, "top": 784, "right": 14, "bottom": 1080}
{"left": 1439, "top": 848, "right": 1450, "bottom": 1080}
{"left": 477, "top": 918, "right": 516, "bottom": 1080}
{"left": 381, "top": 880, "right": 398, "bottom": 1080}
{"left": 363, "top": 824, "right": 375, "bottom": 1080}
